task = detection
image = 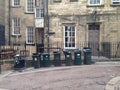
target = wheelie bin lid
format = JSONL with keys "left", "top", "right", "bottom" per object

{"left": 74, "top": 49, "right": 81, "bottom": 53}
{"left": 63, "top": 49, "right": 71, "bottom": 54}
{"left": 83, "top": 47, "right": 91, "bottom": 52}
{"left": 53, "top": 51, "right": 60, "bottom": 54}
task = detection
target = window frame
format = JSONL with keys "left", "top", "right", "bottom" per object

{"left": 26, "top": 0, "right": 35, "bottom": 13}
{"left": 26, "top": 26, "right": 35, "bottom": 44}
{"left": 63, "top": 25, "right": 76, "bottom": 49}
{"left": 35, "top": 8, "right": 44, "bottom": 18}
{"left": 88, "top": 0, "right": 103, "bottom": 6}
{"left": 12, "top": 18, "right": 21, "bottom": 36}
{"left": 111, "top": 0, "right": 120, "bottom": 5}
{"left": 53, "top": 0, "right": 62, "bottom": 3}
{"left": 70, "top": 0, "right": 78, "bottom": 2}
{"left": 12, "top": 0, "right": 20, "bottom": 7}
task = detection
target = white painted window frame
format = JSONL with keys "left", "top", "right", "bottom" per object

{"left": 26, "top": 27, "right": 35, "bottom": 44}
{"left": 63, "top": 25, "right": 76, "bottom": 49}
{"left": 111, "top": 0, "right": 120, "bottom": 5}
{"left": 35, "top": 8, "right": 44, "bottom": 18}
{"left": 70, "top": 0, "right": 78, "bottom": 2}
{"left": 12, "top": 18, "right": 21, "bottom": 36}
{"left": 12, "top": 0, "right": 20, "bottom": 7}
{"left": 54, "top": 0, "right": 61, "bottom": 2}
{"left": 26, "top": 0, "right": 35, "bottom": 13}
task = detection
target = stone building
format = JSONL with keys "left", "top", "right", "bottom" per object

{"left": 48, "top": 0, "right": 120, "bottom": 57}
{"left": 4, "top": 0, "right": 120, "bottom": 57}
{"left": 5, "top": 0, "right": 45, "bottom": 55}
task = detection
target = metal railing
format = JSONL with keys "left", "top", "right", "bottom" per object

{"left": 0, "top": 42, "right": 120, "bottom": 73}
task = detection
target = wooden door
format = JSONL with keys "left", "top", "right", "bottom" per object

{"left": 88, "top": 24, "right": 100, "bottom": 56}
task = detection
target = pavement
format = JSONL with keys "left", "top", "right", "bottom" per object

{"left": 0, "top": 61, "right": 120, "bottom": 90}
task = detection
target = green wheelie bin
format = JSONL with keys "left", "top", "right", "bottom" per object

{"left": 32, "top": 53, "right": 41, "bottom": 69}
{"left": 83, "top": 47, "right": 92, "bottom": 65}
{"left": 74, "top": 50, "right": 82, "bottom": 65}
{"left": 53, "top": 51, "right": 61, "bottom": 66}
{"left": 63, "top": 50, "right": 72, "bottom": 66}
{"left": 43, "top": 53, "right": 50, "bottom": 67}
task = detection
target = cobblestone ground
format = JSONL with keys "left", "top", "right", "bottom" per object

{"left": 0, "top": 65, "right": 120, "bottom": 90}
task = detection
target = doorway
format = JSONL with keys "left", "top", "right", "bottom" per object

{"left": 88, "top": 24, "right": 100, "bottom": 56}
{"left": 35, "top": 28, "right": 44, "bottom": 53}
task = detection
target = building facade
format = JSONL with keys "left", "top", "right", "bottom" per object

{"left": 48, "top": 0, "right": 120, "bottom": 56}
{"left": 5, "top": 0, "right": 120, "bottom": 56}
{"left": 0, "top": 0, "right": 5, "bottom": 45}
{"left": 5, "top": 0, "right": 45, "bottom": 55}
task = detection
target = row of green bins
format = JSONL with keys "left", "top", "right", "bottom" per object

{"left": 83, "top": 47, "right": 92, "bottom": 65}
{"left": 32, "top": 48, "right": 91, "bottom": 68}
{"left": 63, "top": 48, "right": 91, "bottom": 65}
{"left": 32, "top": 53, "right": 50, "bottom": 68}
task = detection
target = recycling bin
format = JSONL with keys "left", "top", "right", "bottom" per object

{"left": 14, "top": 54, "right": 25, "bottom": 70}
{"left": 53, "top": 51, "right": 61, "bottom": 66}
{"left": 43, "top": 53, "right": 50, "bottom": 67}
{"left": 32, "top": 53, "right": 41, "bottom": 69}
{"left": 63, "top": 50, "right": 72, "bottom": 66}
{"left": 74, "top": 50, "right": 82, "bottom": 65}
{"left": 83, "top": 47, "right": 92, "bottom": 65}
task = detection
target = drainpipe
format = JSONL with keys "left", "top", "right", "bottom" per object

{"left": 8, "top": 0, "right": 11, "bottom": 45}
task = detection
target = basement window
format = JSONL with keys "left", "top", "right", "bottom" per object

{"left": 53, "top": 0, "right": 61, "bottom": 3}
{"left": 88, "top": 0, "right": 104, "bottom": 6}
{"left": 111, "top": 0, "right": 120, "bottom": 5}
{"left": 70, "top": 0, "right": 78, "bottom": 2}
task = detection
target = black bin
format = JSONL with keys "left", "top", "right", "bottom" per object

{"left": 83, "top": 47, "right": 92, "bottom": 65}
{"left": 63, "top": 50, "right": 72, "bottom": 66}
{"left": 43, "top": 53, "right": 50, "bottom": 67}
{"left": 14, "top": 54, "right": 25, "bottom": 70}
{"left": 53, "top": 51, "right": 61, "bottom": 66}
{"left": 74, "top": 50, "right": 82, "bottom": 65}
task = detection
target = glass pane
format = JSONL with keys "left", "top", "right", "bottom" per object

{"left": 65, "top": 32, "right": 67, "bottom": 36}
{"left": 72, "top": 32, "right": 75, "bottom": 36}
{"left": 65, "top": 37, "right": 68, "bottom": 42}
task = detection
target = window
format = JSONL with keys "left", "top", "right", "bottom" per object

{"left": 12, "top": 0, "right": 20, "bottom": 7}
{"left": 64, "top": 26, "right": 76, "bottom": 49}
{"left": 26, "top": 27, "right": 34, "bottom": 44}
{"left": 35, "top": 8, "right": 44, "bottom": 18}
{"left": 26, "top": 0, "right": 35, "bottom": 13}
{"left": 40, "top": 0, "right": 44, "bottom": 5}
{"left": 12, "top": 18, "right": 20, "bottom": 35}
{"left": 112, "top": 0, "right": 120, "bottom": 5}
{"left": 53, "top": 0, "right": 61, "bottom": 3}
{"left": 70, "top": 0, "right": 78, "bottom": 2}
{"left": 35, "top": 0, "right": 44, "bottom": 7}
{"left": 88, "top": 0, "right": 103, "bottom": 6}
